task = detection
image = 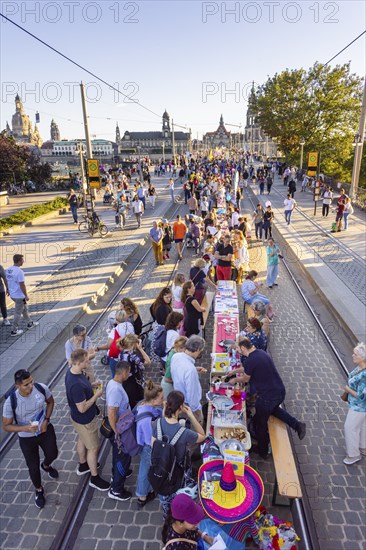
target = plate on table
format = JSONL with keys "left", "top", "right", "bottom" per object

{"left": 219, "top": 439, "right": 246, "bottom": 453}
{"left": 211, "top": 396, "right": 235, "bottom": 411}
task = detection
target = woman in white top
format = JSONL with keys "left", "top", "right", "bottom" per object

{"left": 97, "top": 310, "right": 135, "bottom": 354}
{"left": 171, "top": 273, "right": 185, "bottom": 313}
{"left": 343, "top": 197, "right": 353, "bottom": 230}
{"left": 162, "top": 312, "right": 184, "bottom": 364}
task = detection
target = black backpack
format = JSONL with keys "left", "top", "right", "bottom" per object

{"left": 148, "top": 419, "right": 186, "bottom": 496}
{"left": 152, "top": 326, "right": 168, "bottom": 358}
{"left": 5, "top": 383, "right": 46, "bottom": 424}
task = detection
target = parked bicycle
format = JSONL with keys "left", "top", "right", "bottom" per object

{"left": 78, "top": 212, "right": 108, "bottom": 238}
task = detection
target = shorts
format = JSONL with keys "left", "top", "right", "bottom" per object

{"left": 336, "top": 213, "right": 343, "bottom": 222}
{"left": 174, "top": 239, "right": 183, "bottom": 243}
{"left": 71, "top": 416, "right": 100, "bottom": 450}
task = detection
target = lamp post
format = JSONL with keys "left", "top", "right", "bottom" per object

{"left": 350, "top": 76, "right": 366, "bottom": 199}
{"left": 300, "top": 139, "right": 305, "bottom": 170}
{"left": 162, "top": 141, "right": 165, "bottom": 162}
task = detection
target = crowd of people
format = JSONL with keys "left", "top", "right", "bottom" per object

{"left": 1, "top": 153, "right": 364, "bottom": 549}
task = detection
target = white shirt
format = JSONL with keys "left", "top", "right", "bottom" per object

{"left": 231, "top": 212, "right": 240, "bottom": 226}
{"left": 322, "top": 191, "right": 332, "bottom": 205}
{"left": 108, "top": 321, "right": 135, "bottom": 340}
{"left": 163, "top": 329, "right": 179, "bottom": 361}
{"left": 132, "top": 200, "right": 144, "bottom": 213}
{"left": 6, "top": 265, "right": 26, "bottom": 299}
{"left": 284, "top": 198, "right": 296, "bottom": 211}
{"left": 171, "top": 352, "right": 202, "bottom": 412}
{"left": 172, "top": 284, "right": 183, "bottom": 303}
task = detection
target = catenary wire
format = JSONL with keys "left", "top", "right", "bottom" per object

{"left": 323, "top": 29, "right": 366, "bottom": 66}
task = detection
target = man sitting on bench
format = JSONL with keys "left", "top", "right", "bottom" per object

{"left": 227, "top": 337, "right": 306, "bottom": 459}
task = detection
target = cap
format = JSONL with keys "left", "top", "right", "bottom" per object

{"left": 171, "top": 494, "right": 205, "bottom": 524}
{"left": 162, "top": 219, "right": 168, "bottom": 224}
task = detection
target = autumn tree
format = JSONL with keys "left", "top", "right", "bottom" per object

{"left": 251, "top": 62, "right": 363, "bottom": 182}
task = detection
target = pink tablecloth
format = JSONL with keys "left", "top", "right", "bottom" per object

{"left": 214, "top": 314, "right": 239, "bottom": 353}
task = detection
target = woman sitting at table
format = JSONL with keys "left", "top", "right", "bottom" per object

{"left": 162, "top": 494, "right": 214, "bottom": 549}
{"left": 241, "top": 270, "right": 273, "bottom": 320}
{"left": 240, "top": 317, "right": 267, "bottom": 351}
{"left": 252, "top": 300, "right": 270, "bottom": 338}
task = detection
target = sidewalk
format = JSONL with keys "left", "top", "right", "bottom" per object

{"left": 0, "top": 191, "right": 63, "bottom": 219}
{"left": 249, "top": 177, "right": 366, "bottom": 343}
{"left": 0, "top": 174, "right": 179, "bottom": 392}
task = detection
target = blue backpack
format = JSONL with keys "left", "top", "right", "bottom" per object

{"left": 115, "top": 409, "right": 155, "bottom": 456}
{"left": 152, "top": 326, "right": 167, "bottom": 358}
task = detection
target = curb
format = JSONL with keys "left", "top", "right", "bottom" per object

{"left": 0, "top": 206, "right": 70, "bottom": 237}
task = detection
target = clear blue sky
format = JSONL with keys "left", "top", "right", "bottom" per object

{"left": 1, "top": 1, "right": 365, "bottom": 141}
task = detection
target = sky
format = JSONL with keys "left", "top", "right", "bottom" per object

{"left": 1, "top": 0, "right": 365, "bottom": 142}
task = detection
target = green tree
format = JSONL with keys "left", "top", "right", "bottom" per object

{"left": 251, "top": 63, "right": 363, "bottom": 183}
{"left": 0, "top": 132, "right": 29, "bottom": 187}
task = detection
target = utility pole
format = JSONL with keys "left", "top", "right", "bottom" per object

{"left": 80, "top": 82, "right": 94, "bottom": 205}
{"left": 350, "top": 76, "right": 366, "bottom": 199}
{"left": 300, "top": 139, "right": 305, "bottom": 170}
{"left": 172, "top": 119, "right": 176, "bottom": 167}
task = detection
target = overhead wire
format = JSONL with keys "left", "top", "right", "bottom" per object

{"left": 323, "top": 29, "right": 366, "bottom": 66}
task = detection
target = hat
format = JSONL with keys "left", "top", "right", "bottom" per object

{"left": 171, "top": 494, "right": 206, "bottom": 525}
{"left": 162, "top": 218, "right": 168, "bottom": 224}
{"left": 198, "top": 459, "right": 264, "bottom": 524}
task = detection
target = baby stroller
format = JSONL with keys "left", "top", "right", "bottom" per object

{"left": 103, "top": 190, "right": 114, "bottom": 204}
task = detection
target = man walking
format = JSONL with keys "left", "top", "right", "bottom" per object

{"left": 170, "top": 336, "right": 206, "bottom": 424}
{"left": 169, "top": 178, "right": 175, "bottom": 202}
{"left": 322, "top": 186, "right": 333, "bottom": 217}
{"left": 284, "top": 194, "right": 296, "bottom": 225}
{"left": 137, "top": 183, "right": 147, "bottom": 210}
{"left": 131, "top": 195, "right": 144, "bottom": 228}
{"left": 173, "top": 215, "right": 186, "bottom": 261}
{"left": 150, "top": 221, "right": 164, "bottom": 266}
{"left": 2, "top": 369, "right": 59, "bottom": 508}
{"left": 6, "top": 254, "right": 39, "bottom": 336}
{"left": 67, "top": 188, "right": 79, "bottom": 224}
{"left": 106, "top": 361, "right": 132, "bottom": 501}
{"left": 252, "top": 204, "right": 264, "bottom": 240}
{"left": 65, "top": 349, "right": 109, "bottom": 491}
{"left": 229, "top": 338, "right": 306, "bottom": 459}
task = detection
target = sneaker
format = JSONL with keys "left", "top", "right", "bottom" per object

{"left": 268, "top": 286, "right": 273, "bottom": 289}
{"left": 296, "top": 422, "right": 306, "bottom": 440}
{"left": 27, "top": 322, "right": 39, "bottom": 329}
{"left": 35, "top": 489, "right": 45, "bottom": 509}
{"left": 89, "top": 475, "right": 110, "bottom": 491}
{"left": 343, "top": 455, "right": 362, "bottom": 465}
{"left": 41, "top": 463, "right": 59, "bottom": 479}
{"left": 108, "top": 488, "right": 132, "bottom": 501}
{"left": 360, "top": 448, "right": 366, "bottom": 456}
{"left": 76, "top": 462, "right": 100, "bottom": 476}
{"left": 11, "top": 329, "right": 23, "bottom": 337}
{"left": 137, "top": 491, "right": 156, "bottom": 509}
{"left": 125, "top": 468, "right": 133, "bottom": 478}
{"left": 3, "top": 319, "right": 11, "bottom": 326}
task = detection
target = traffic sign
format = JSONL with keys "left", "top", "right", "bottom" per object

{"left": 87, "top": 160, "right": 100, "bottom": 178}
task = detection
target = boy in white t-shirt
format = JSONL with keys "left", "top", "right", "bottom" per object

{"left": 5, "top": 254, "right": 39, "bottom": 336}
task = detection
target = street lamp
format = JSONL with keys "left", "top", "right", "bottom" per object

{"left": 300, "top": 138, "right": 305, "bottom": 170}
{"left": 350, "top": 133, "right": 363, "bottom": 199}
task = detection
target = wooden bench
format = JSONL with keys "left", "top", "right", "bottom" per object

{"left": 268, "top": 415, "right": 302, "bottom": 505}
{"left": 201, "top": 291, "right": 215, "bottom": 338}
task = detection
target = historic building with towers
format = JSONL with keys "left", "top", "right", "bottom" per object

{"left": 244, "top": 88, "right": 277, "bottom": 158}
{"left": 203, "top": 115, "right": 232, "bottom": 148}
{"left": 117, "top": 110, "right": 191, "bottom": 157}
{"left": 50, "top": 119, "right": 60, "bottom": 141}
{"left": 3, "top": 94, "right": 43, "bottom": 147}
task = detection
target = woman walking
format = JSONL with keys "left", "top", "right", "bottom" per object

{"left": 343, "top": 343, "right": 366, "bottom": 465}
{"left": 266, "top": 237, "right": 281, "bottom": 288}
{"left": 263, "top": 206, "right": 274, "bottom": 240}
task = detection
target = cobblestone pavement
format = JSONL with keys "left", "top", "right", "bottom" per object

{"left": 251, "top": 179, "right": 366, "bottom": 306}
{"left": 0, "top": 174, "right": 177, "bottom": 359}
{"left": 1, "top": 195, "right": 365, "bottom": 550}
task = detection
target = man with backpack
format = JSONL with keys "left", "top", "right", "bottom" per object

{"left": 2, "top": 369, "right": 59, "bottom": 509}
{"left": 106, "top": 360, "right": 133, "bottom": 502}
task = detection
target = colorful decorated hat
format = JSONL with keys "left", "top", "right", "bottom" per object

{"left": 198, "top": 459, "right": 264, "bottom": 524}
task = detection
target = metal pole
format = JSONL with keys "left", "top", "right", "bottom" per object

{"left": 300, "top": 143, "right": 304, "bottom": 170}
{"left": 78, "top": 144, "right": 87, "bottom": 212}
{"left": 172, "top": 119, "right": 176, "bottom": 167}
{"left": 80, "top": 82, "right": 92, "bottom": 159}
{"left": 350, "top": 76, "right": 366, "bottom": 199}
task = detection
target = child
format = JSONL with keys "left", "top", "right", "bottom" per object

{"left": 135, "top": 380, "right": 164, "bottom": 509}
{"left": 171, "top": 273, "right": 185, "bottom": 313}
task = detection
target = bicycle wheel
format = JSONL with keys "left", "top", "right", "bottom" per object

{"left": 98, "top": 224, "right": 108, "bottom": 238}
{"left": 87, "top": 222, "right": 95, "bottom": 237}
{"left": 78, "top": 221, "right": 88, "bottom": 233}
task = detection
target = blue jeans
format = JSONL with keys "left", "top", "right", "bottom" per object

{"left": 245, "top": 293, "right": 270, "bottom": 305}
{"left": 284, "top": 209, "right": 292, "bottom": 224}
{"left": 170, "top": 189, "right": 175, "bottom": 202}
{"left": 136, "top": 444, "right": 152, "bottom": 497}
{"left": 111, "top": 440, "right": 131, "bottom": 493}
{"left": 267, "top": 264, "right": 278, "bottom": 287}
{"left": 255, "top": 222, "right": 263, "bottom": 239}
{"left": 343, "top": 212, "right": 349, "bottom": 229}
{"left": 70, "top": 205, "right": 78, "bottom": 223}
{"left": 254, "top": 391, "right": 299, "bottom": 456}
{"left": 109, "top": 357, "right": 118, "bottom": 378}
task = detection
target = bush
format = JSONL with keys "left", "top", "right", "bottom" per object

{"left": 0, "top": 197, "right": 68, "bottom": 231}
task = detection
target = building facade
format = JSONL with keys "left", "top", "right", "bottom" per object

{"left": 118, "top": 111, "right": 191, "bottom": 157}
{"left": 40, "top": 139, "right": 116, "bottom": 164}
{"left": 3, "top": 95, "right": 42, "bottom": 146}
{"left": 203, "top": 115, "right": 232, "bottom": 148}
{"left": 244, "top": 89, "right": 277, "bottom": 158}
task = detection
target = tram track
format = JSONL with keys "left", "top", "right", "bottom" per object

{"left": 245, "top": 185, "right": 354, "bottom": 550}
{"left": 0, "top": 200, "right": 186, "bottom": 550}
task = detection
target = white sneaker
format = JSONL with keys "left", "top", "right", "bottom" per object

{"left": 3, "top": 319, "right": 11, "bottom": 326}
{"left": 27, "top": 322, "right": 39, "bottom": 329}
{"left": 11, "top": 329, "right": 23, "bottom": 337}
{"left": 343, "top": 455, "right": 361, "bottom": 465}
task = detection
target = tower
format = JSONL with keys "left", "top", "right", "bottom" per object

{"left": 162, "top": 110, "right": 170, "bottom": 136}
{"left": 116, "top": 122, "right": 121, "bottom": 143}
{"left": 219, "top": 114, "right": 224, "bottom": 126}
{"left": 50, "top": 119, "right": 60, "bottom": 141}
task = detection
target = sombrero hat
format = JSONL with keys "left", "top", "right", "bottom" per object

{"left": 198, "top": 459, "right": 264, "bottom": 523}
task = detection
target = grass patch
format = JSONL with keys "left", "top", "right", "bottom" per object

{"left": 0, "top": 197, "right": 68, "bottom": 231}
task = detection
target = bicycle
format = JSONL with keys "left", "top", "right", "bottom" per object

{"left": 78, "top": 215, "right": 108, "bottom": 238}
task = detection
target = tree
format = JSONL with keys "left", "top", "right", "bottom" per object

{"left": 251, "top": 63, "right": 363, "bottom": 182}
{"left": 27, "top": 152, "right": 52, "bottom": 185}
{"left": 0, "top": 132, "right": 29, "bottom": 187}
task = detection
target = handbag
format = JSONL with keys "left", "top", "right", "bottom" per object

{"left": 340, "top": 391, "right": 348, "bottom": 402}
{"left": 100, "top": 415, "right": 114, "bottom": 439}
